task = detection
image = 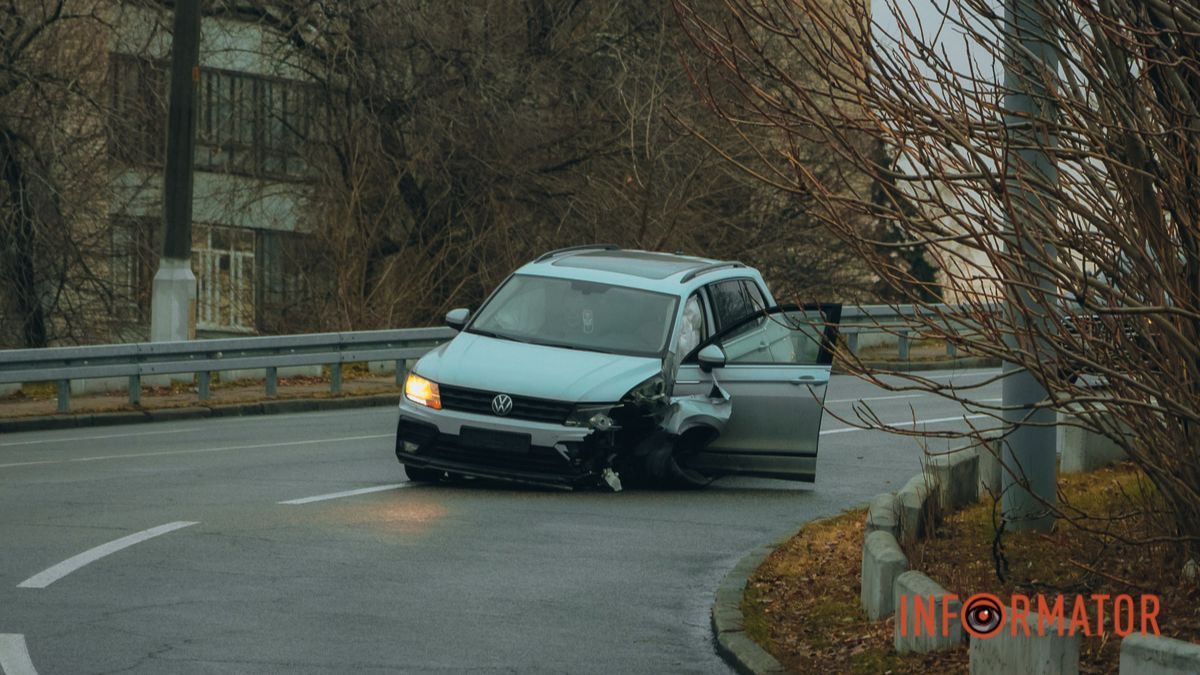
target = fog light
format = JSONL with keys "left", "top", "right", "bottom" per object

{"left": 588, "top": 413, "right": 614, "bottom": 431}
{"left": 403, "top": 441, "right": 420, "bottom": 452}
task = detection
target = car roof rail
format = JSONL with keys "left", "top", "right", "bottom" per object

{"left": 534, "top": 243, "right": 621, "bottom": 263}
{"left": 679, "top": 261, "right": 746, "bottom": 283}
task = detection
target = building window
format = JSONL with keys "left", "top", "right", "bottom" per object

{"left": 194, "top": 224, "right": 256, "bottom": 332}
{"left": 197, "top": 69, "right": 257, "bottom": 174}
{"left": 109, "top": 54, "right": 315, "bottom": 180}
{"left": 262, "top": 77, "right": 313, "bottom": 177}
{"left": 109, "top": 56, "right": 167, "bottom": 165}
{"left": 110, "top": 216, "right": 159, "bottom": 322}
{"left": 111, "top": 219, "right": 316, "bottom": 334}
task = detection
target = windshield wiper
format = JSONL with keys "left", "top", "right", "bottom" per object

{"left": 467, "top": 328, "right": 532, "bottom": 344}
{"left": 528, "top": 340, "right": 620, "bottom": 355}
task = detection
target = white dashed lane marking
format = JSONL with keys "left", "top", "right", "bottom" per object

{"left": 821, "top": 413, "right": 991, "bottom": 435}
{"left": 0, "top": 435, "right": 391, "bottom": 469}
{"left": 278, "top": 483, "right": 412, "bottom": 505}
{"left": 0, "top": 427, "right": 203, "bottom": 448}
{"left": 0, "top": 634, "right": 37, "bottom": 675}
{"left": 17, "top": 521, "right": 199, "bottom": 589}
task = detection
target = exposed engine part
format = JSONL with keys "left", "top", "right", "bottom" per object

{"left": 588, "top": 413, "right": 615, "bottom": 431}
{"left": 577, "top": 369, "right": 731, "bottom": 491}
{"left": 601, "top": 467, "right": 623, "bottom": 492}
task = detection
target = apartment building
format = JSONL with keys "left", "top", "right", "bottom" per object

{"left": 106, "top": 5, "right": 315, "bottom": 338}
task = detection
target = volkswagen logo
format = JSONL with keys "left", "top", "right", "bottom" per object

{"left": 491, "top": 394, "right": 513, "bottom": 416}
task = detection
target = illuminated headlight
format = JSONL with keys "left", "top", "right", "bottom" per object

{"left": 565, "top": 403, "right": 615, "bottom": 428}
{"left": 404, "top": 373, "right": 442, "bottom": 409}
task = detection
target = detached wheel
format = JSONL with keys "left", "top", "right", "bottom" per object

{"left": 403, "top": 464, "right": 444, "bottom": 483}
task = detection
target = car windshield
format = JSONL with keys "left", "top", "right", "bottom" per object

{"left": 468, "top": 274, "right": 678, "bottom": 357}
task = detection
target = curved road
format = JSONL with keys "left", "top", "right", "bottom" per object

{"left": 0, "top": 369, "right": 1001, "bottom": 674}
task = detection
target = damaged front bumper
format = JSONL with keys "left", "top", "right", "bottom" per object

{"left": 394, "top": 381, "right": 734, "bottom": 490}
{"left": 395, "top": 399, "right": 615, "bottom": 489}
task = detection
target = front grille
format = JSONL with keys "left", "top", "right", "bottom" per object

{"left": 427, "top": 435, "right": 577, "bottom": 475}
{"left": 439, "top": 384, "right": 573, "bottom": 424}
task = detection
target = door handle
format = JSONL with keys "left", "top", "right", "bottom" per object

{"left": 791, "top": 376, "right": 826, "bottom": 386}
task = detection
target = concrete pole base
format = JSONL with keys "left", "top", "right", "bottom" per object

{"left": 148, "top": 257, "right": 197, "bottom": 387}
{"left": 150, "top": 257, "right": 197, "bottom": 343}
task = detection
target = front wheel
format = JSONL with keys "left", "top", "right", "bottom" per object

{"left": 403, "top": 464, "right": 444, "bottom": 483}
{"left": 639, "top": 429, "right": 714, "bottom": 489}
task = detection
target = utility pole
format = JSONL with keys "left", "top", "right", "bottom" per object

{"left": 1000, "top": 0, "right": 1058, "bottom": 531}
{"left": 149, "top": 0, "right": 201, "bottom": 343}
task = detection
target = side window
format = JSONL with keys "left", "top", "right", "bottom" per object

{"left": 742, "top": 280, "right": 768, "bottom": 311}
{"left": 708, "top": 279, "right": 756, "bottom": 331}
{"left": 674, "top": 293, "right": 707, "bottom": 357}
{"left": 717, "top": 308, "right": 830, "bottom": 365}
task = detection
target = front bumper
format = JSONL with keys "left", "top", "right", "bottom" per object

{"left": 394, "top": 399, "right": 602, "bottom": 489}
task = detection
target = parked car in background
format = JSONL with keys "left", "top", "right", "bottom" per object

{"left": 395, "top": 245, "right": 841, "bottom": 490}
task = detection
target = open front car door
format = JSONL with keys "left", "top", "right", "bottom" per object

{"left": 671, "top": 304, "right": 841, "bottom": 482}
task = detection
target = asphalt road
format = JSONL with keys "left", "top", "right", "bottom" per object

{"left": 0, "top": 368, "right": 1002, "bottom": 674}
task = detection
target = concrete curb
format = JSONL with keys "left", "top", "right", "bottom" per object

{"left": 1120, "top": 634, "right": 1200, "bottom": 674}
{"left": 712, "top": 540, "right": 788, "bottom": 675}
{"left": 0, "top": 394, "right": 400, "bottom": 434}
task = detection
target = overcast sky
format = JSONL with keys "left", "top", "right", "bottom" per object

{"left": 870, "top": 0, "right": 1002, "bottom": 87}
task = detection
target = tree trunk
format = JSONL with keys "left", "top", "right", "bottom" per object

{"left": 0, "top": 131, "right": 47, "bottom": 348}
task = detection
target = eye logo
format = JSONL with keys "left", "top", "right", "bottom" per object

{"left": 962, "top": 593, "right": 1005, "bottom": 638}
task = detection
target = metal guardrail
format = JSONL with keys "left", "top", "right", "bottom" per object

{"left": 0, "top": 328, "right": 456, "bottom": 413}
{"left": 0, "top": 303, "right": 985, "bottom": 414}
{"left": 839, "top": 303, "right": 982, "bottom": 359}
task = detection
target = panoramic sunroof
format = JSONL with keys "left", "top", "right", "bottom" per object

{"left": 552, "top": 251, "right": 708, "bottom": 279}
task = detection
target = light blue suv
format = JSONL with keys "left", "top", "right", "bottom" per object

{"left": 395, "top": 245, "right": 840, "bottom": 490}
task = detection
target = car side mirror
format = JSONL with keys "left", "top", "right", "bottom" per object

{"left": 445, "top": 308, "right": 471, "bottom": 331}
{"left": 697, "top": 344, "right": 726, "bottom": 372}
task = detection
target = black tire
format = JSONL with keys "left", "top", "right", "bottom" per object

{"left": 403, "top": 464, "right": 444, "bottom": 483}
{"left": 640, "top": 429, "right": 714, "bottom": 489}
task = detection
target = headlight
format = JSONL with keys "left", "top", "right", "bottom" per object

{"left": 404, "top": 373, "right": 442, "bottom": 409}
{"left": 564, "top": 403, "right": 615, "bottom": 428}
{"left": 623, "top": 374, "right": 666, "bottom": 405}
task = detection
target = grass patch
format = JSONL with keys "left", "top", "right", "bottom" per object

{"left": 741, "top": 584, "right": 775, "bottom": 651}
{"left": 742, "top": 508, "right": 956, "bottom": 672}
{"left": 744, "top": 462, "right": 1199, "bottom": 673}
{"left": 912, "top": 461, "right": 1198, "bottom": 670}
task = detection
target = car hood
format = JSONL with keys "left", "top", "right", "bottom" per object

{"left": 415, "top": 332, "right": 663, "bottom": 403}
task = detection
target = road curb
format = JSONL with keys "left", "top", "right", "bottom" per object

{"left": 711, "top": 541, "right": 788, "bottom": 674}
{"left": 835, "top": 356, "right": 1000, "bottom": 373}
{"left": 0, "top": 394, "right": 400, "bottom": 434}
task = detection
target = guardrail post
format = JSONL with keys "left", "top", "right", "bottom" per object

{"left": 265, "top": 367, "right": 278, "bottom": 397}
{"left": 330, "top": 364, "right": 342, "bottom": 394}
{"left": 898, "top": 331, "right": 910, "bottom": 360}
{"left": 198, "top": 371, "right": 211, "bottom": 401}
{"left": 847, "top": 332, "right": 859, "bottom": 355}
{"left": 395, "top": 359, "right": 407, "bottom": 386}
{"left": 128, "top": 375, "right": 141, "bottom": 406}
{"left": 56, "top": 380, "right": 70, "bottom": 413}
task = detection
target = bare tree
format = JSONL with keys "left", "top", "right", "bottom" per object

{"left": 232, "top": 0, "right": 886, "bottom": 332}
{"left": 0, "top": 0, "right": 126, "bottom": 347}
{"left": 674, "top": 0, "right": 1200, "bottom": 550}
